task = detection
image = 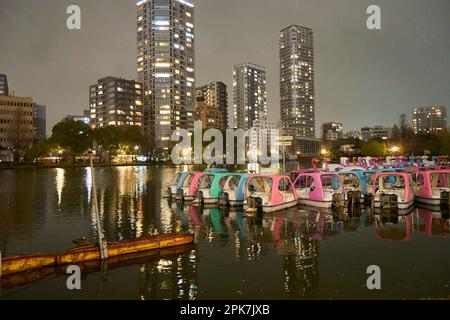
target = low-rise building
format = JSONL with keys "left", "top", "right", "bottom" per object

{"left": 249, "top": 119, "right": 281, "bottom": 158}
{"left": 322, "top": 122, "right": 343, "bottom": 141}
{"left": 413, "top": 106, "right": 447, "bottom": 134}
{"left": 196, "top": 101, "right": 223, "bottom": 129}
{"left": 64, "top": 114, "right": 90, "bottom": 125}
{"left": 0, "top": 95, "right": 34, "bottom": 161}
{"left": 361, "top": 125, "right": 392, "bottom": 141}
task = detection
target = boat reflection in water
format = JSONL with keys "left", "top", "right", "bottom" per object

{"left": 416, "top": 206, "right": 450, "bottom": 238}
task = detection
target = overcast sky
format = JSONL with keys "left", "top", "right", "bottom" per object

{"left": 0, "top": 0, "right": 449, "bottom": 135}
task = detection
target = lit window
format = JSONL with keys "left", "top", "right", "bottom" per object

{"left": 155, "top": 62, "right": 171, "bottom": 68}
{"left": 153, "top": 20, "right": 169, "bottom": 26}
{"left": 155, "top": 73, "right": 171, "bottom": 78}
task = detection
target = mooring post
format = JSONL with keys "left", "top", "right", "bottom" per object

{"left": 194, "top": 226, "right": 200, "bottom": 244}
{"left": 89, "top": 151, "right": 108, "bottom": 261}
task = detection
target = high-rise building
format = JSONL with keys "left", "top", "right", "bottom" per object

{"left": 0, "top": 95, "right": 34, "bottom": 160}
{"left": 412, "top": 106, "right": 447, "bottom": 135}
{"left": 399, "top": 113, "right": 408, "bottom": 139}
{"left": 89, "top": 77, "right": 143, "bottom": 128}
{"left": 137, "top": 0, "right": 196, "bottom": 154}
{"left": 196, "top": 82, "right": 228, "bottom": 128}
{"left": 32, "top": 103, "right": 46, "bottom": 140}
{"left": 196, "top": 101, "right": 223, "bottom": 130}
{"left": 280, "top": 25, "right": 315, "bottom": 142}
{"left": 399, "top": 113, "right": 408, "bottom": 129}
{"left": 0, "top": 74, "right": 9, "bottom": 96}
{"left": 322, "top": 122, "right": 343, "bottom": 141}
{"left": 233, "top": 62, "right": 267, "bottom": 129}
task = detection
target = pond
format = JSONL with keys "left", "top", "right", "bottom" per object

{"left": 0, "top": 166, "right": 449, "bottom": 299}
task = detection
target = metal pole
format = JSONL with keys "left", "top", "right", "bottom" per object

{"left": 282, "top": 142, "right": 286, "bottom": 175}
{"left": 89, "top": 151, "right": 108, "bottom": 260}
{"left": 194, "top": 226, "right": 200, "bottom": 244}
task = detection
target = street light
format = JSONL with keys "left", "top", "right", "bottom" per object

{"left": 134, "top": 145, "right": 140, "bottom": 162}
{"left": 391, "top": 145, "right": 400, "bottom": 155}
{"left": 57, "top": 148, "right": 63, "bottom": 163}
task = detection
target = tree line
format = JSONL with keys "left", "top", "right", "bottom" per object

{"left": 25, "top": 120, "right": 148, "bottom": 163}
{"left": 324, "top": 124, "right": 450, "bottom": 158}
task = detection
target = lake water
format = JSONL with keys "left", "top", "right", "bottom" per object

{"left": 0, "top": 166, "right": 449, "bottom": 300}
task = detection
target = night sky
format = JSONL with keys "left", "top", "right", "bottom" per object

{"left": 0, "top": 0, "right": 449, "bottom": 135}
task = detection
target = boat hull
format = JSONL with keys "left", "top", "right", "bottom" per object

{"left": 415, "top": 196, "right": 450, "bottom": 206}
{"left": 298, "top": 198, "right": 334, "bottom": 209}
{"left": 244, "top": 200, "right": 298, "bottom": 213}
{"left": 373, "top": 200, "right": 414, "bottom": 210}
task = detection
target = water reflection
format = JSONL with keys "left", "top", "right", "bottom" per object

{"left": 1, "top": 167, "right": 450, "bottom": 299}
{"left": 55, "top": 168, "right": 65, "bottom": 207}
{"left": 138, "top": 248, "right": 198, "bottom": 300}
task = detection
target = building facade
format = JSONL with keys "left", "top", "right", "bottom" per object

{"left": 322, "top": 122, "right": 343, "bottom": 141}
{"left": 137, "top": 0, "right": 196, "bottom": 155}
{"left": 249, "top": 119, "right": 280, "bottom": 158}
{"left": 280, "top": 25, "right": 315, "bottom": 147}
{"left": 89, "top": 77, "right": 143, "bottom": 129}
{"left": 361, "top": 127, "right": 374, "bottom": 141}
{"left": 294, "top": 138, "right": 320, "bottom": 157}
{"left": 196, "top": 101, "right": 223, "bottom": 130}
{"left": 32, "top": 103, "right": 46, "bottom": 140}
{"left": 360, "top": 125, "right": 392, "bottom": 141}
{"left": 0, "top": 74, "right": 8, "bottom": 96}
{"left": 413, "top": 106, "right": 447, "bottom": 135}
{"left": 373, "top": 125, "right": 392, "bottom": 140}
{"left": 232, "top": 62, "right": 267, "bottom": 130}
{"left": 196, "top": 82, "right": 228, "bottom": 129}
{"left": 0, "top": 95, "right": 34, "bottom": 160}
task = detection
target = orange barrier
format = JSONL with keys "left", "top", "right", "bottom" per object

{"left": 57, "top": 233, "right": 193, "bottom": 265}
{"left": 1, "top": 245, "right": 194, "bottom": 289}
{"left": 1, "top": 233, "right": 194, "bottom": 277}
{"left": 1, "top": 254, "right": 56, "bottom": 277}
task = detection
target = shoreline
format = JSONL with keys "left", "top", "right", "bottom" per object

{"left": 0, "top": 162, "right": 175, "bottom": 170}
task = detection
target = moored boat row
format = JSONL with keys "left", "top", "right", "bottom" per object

{"left": 167, "top": 156, "right": 450, "bottom": 214}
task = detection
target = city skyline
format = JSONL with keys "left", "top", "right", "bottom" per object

{"left": 0, "top": 0, "right": 449, "bottom": 135}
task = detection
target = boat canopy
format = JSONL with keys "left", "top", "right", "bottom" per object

{"left": 204, "top": 168, "right": 229, "bottom": 174}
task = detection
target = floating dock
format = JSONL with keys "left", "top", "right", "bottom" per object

{"left": 1, "top": 233, "right": 194, "bottom": 277}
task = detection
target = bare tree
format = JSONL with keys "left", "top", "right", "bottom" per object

{"left": 7, "top": 110, "right": 33, "bottom": 161}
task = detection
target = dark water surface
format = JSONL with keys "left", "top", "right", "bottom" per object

{"left": 0, "top": 166, "right": 449, "bottom": 300}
